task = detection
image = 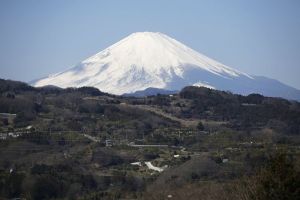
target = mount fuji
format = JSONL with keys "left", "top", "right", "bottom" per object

{"left": 33, "top": 32, "right": 300, "bottom": 100}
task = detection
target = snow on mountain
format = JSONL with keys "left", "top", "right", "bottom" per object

{"left": 33, "top": 32, "right": 249, "bottom": 94}
{"left": 33, "top": 32, "right": 300, "bottom": 100}
{"left": 193, "top": 81, "right": 215, "bottom": 90}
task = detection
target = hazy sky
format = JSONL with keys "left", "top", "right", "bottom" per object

{"left": 0, "top": 0, "right": 300, "bottom": 89}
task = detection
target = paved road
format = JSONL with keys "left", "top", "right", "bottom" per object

{"left": 145, "top": 161, "right": 165, "bottom": 172}
{"left": 83, "top": 134, "right": 100, "bottom": 142}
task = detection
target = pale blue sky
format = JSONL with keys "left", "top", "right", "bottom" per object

{"left": 0, "top": 0, "right": 300, "bottom": 89}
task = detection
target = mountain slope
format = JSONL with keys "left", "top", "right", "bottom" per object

{"left": 33, "top": 32, "right": 300, "bottom": 100}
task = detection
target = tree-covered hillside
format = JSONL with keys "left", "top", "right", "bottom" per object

{"left": 0, "top": 79, "right": 299, "bottom": 200}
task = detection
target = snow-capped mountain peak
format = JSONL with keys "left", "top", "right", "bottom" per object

{"left": 84, "top": 31, "right": 249, "bottom": 79}
{"left": 33, "top": 32, "right": 300, "bottom": 100}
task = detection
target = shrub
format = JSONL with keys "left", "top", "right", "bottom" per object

{"left": 253, "top": 153, "right": 300, "bottom": 200}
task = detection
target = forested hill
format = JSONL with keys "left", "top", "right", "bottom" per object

{"left": 0, "top": 78, "right": 300, "bottom": 135}
{"left": 179, "top": 86, "right": 300, "bottom": 134}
